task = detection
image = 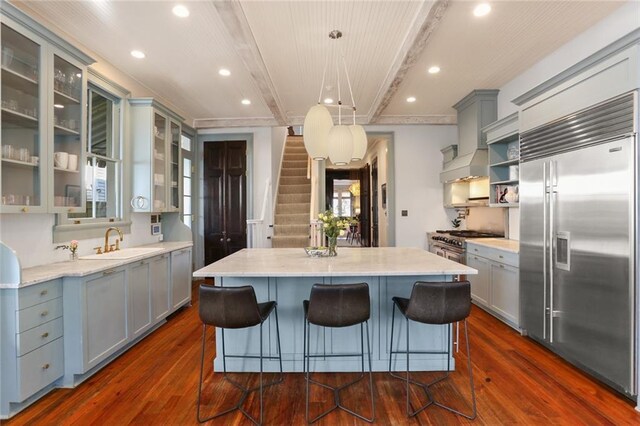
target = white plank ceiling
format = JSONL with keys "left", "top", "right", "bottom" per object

{"left": 11, "top": 0, "right": 629, "bottom": 127}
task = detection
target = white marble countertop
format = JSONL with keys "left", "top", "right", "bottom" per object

{"left": 466, "top": 238, "right": 519, "bottom": 253}
{"left": 193, "top": 247, "right": 477, "bottom": 278}
{"left": 1, "top": 241, "right": 193, "bottom": 289}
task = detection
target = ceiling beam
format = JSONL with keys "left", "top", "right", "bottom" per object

{"left": 214, "top": 0, "right": 288, "bottom": 126}
{"left": 368, "top": 0, "right": 450, "bottom": 123}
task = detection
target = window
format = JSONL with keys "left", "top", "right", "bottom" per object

{"left": 332, "top": 191, "right": 352, "bottom": 216}
{"left": 68, "top": 87, "right": 121, "bottom": 220}
{"left": 54, "top": 72, "right": 129, "bottom": 243}
{"left": 181, "top": 133, "right": 193, "bottom": 228}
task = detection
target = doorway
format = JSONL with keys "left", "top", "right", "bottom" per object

{"left": 325, "top": 167, "right": 370, "bottom": 247}
{"left": 203, "top": 140, "right": 247, "bottom": 264}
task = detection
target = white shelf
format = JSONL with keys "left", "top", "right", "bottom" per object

{"left": 53, "top": 89, "right": 80, "bottom": 104}
{"left": 54, "top": 166, "right": 79, "bottom": 173}
{"left": 2, "top": 158, "right": 37, "bottom": 168}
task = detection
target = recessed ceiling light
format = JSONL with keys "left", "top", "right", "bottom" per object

{"left": 172, "top": 4, "right": 190, "bottom": 18}
{"left": 428, "top": 66, "right": 440, "bottom": 74}
{"left": 54, "top": 104, "right": 64, "bottom": 109}
{"left": 218, "top": 68, "right": 231, "bottom": 76}
{"left": 130, "top": 50, "right": 145, "bottom": 59}
{"left": 406, "top": 97, "right": 416, "bottom": 103}
{"left": 241, "top": 99, "right": 251, "bottom": 105}
{"left": 324, "top": 98, "right": 334, "bottom": 104}
{"left": 473, "top": 3, "right": 491, "bottom": 17}
{"left": 75, "top": 73, "right": 82, "bottom": 78}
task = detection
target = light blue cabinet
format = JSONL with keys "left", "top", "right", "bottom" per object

{"left": 466, "top": 242, "right": 520, "bottom": 330}
{"left": 1, "top": 279, "right": 64, "bottom": 419}
{"left": 129, "top": 259, "right": 152, "bottom": 339}
{"left": 63, "top": 266, "right": 128, "bottom": 385}
{"left": 150, "top": 253, "right": 170, "bottom": 321}
{"left": 170, "top": 248, "right": 191, "bottom": 311}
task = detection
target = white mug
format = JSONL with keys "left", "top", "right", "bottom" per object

{"left": 54, "top": 151, "right": 68, "bottom": 169}
{"left": 67, "top": 154, "right": 78, "bottom": 171}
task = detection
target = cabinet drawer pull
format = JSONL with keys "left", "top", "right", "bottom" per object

{"left": 499, "top": 255, "right": 504, "bottom": 259}
{"left": 103, "top": 269, "right": 117, "bottom": 276}
{"left": 40, "top": 310, "right": 49, "bottom": 317}
{"left": 474, "top": 248, "right": 478, "bottom": 251}
{"left": 474, "top": 256, "right": 478, "bottom": 260}
{"left": 499, "top": 264, "right": 505, "bottom": 268}
{"left": 42, "top": 363, "right": 50, "bottom": 370}
{"left": 40, "top": 289, "right": 48, "bottom": 296}
{"left": 41, "top": 332, "right": 49, "bottom": 338}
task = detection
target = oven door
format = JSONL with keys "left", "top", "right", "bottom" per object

{"left": 445, "top": 250, "right": 463, "bottom": 264}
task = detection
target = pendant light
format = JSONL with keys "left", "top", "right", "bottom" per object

{"left": 303, "top": 30, "right": 367, "bottom": 164}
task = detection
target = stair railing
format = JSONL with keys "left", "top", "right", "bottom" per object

{"left": 247, "top": 178, "right": 271, "bottom": 248}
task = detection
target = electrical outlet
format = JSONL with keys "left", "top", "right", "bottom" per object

{"left": 158, "top": 234, "right": 164, "bottom": 242}
{"left": 401, "top": 210, "right": 408, "bottom": 217}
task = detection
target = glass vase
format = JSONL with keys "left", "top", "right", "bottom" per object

{"left": 69, "top": 252, "right": 78, "bottom": 261}
{"left": 327, "top": 235, "right": 338, "bottom": 257}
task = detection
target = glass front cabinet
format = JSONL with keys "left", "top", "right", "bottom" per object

{"left": 129, "top": 98, "right": 183, "bottom": 213}
{"left": 0, "top": 9, "right": 93, "bottom": 214}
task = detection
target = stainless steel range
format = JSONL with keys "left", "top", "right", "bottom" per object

{"left": 427, "top": 230, "right": 504, "bottom": 264}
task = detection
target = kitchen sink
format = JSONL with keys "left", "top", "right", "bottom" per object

{"left": 79, "top": 247, "right": 164, "bottom": 260}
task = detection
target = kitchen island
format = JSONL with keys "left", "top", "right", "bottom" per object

{"left": 193, "top": 247, "right": 476, "bottom": 372}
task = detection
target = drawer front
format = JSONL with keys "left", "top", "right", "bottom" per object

{"left": 17, "top": 337, "right": 64, "bottom": 402}
{"left": 18, "top": 280, "right": 62, "bottom": 309}
{"left": 467, "top": 244, "right": 519, "bottom": 268}
{"left": 16, "top": 297, "right": 63, "bottom": 333}
{"left": 17, "top": 317, "right": 64, "bottom": 357}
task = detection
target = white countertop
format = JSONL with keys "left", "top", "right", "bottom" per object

{"left": 1, "top": 241, "right": 193, "bottom": 289}
{"left": 193, "top": 247, "right": 477, "bottom": 278}
{"left": 466, "top": 238, "right": 519, "bottom": 253}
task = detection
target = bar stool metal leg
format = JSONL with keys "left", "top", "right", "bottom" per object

{"left": 304, "top": 320, "right": 375, "bottom": 424}
{"left": 197, "top": 310, "right": 284, "bottom": 425}
{"left": 388, "top": 312, "right": 477, "bottom": 419}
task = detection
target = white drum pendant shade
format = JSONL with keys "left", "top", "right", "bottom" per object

{"left": 328, "top": 125, "right": 354, "bottom": 166}
{"left": 349, "top": 124, "right": 367, "bottom": 161}
{"left": 303, "top": 105, "right": 333, "bottom": 160}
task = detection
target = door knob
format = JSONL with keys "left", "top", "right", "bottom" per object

{"left": 219, "top": 238, "right": 224, "bottom": 242}
{"left": 226, "top": 238, "right": 231, "bottom": 242}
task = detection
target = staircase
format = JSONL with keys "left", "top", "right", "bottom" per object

{"left": 271, "top": 136, "right": 311, "bottom": 248}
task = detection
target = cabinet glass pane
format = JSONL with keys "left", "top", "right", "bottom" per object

{"left": 153, "top": 113, "right": 166, "bottom": 211}
{"left": 1, "top": 24, "right": 42, "bottom": 208}
{"left": 52, "top": 55, "right": 82, "bottom": 207}
{"left": 169, "top": 122, "right": 180, "bottom": 209}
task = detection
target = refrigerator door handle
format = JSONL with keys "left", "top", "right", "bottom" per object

{"left": 549, "top": 160, "right": 557, "bottom": 343}
{"left": 543, "top": 161, "right": 548, "bottom": 340}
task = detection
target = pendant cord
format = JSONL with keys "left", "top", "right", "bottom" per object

{"left": 336, "top": 52, "right": 342, "bottom": 125}
{"left": 339, "top": 43, "right": 357, "bottom": 125}
{"left": 317, "top": 51, "right": 328, "bottom": 104}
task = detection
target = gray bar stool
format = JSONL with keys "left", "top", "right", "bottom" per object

{"left": 303, "top": 283, "right": 375, "bottom": 423}
{"left": 388, "top": 280, "right": 476, "bottom": 419}
{"left": 197, "top": 284, "right": 283, "bottom": 425}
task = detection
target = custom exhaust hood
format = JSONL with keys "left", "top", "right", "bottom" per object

{"left": 440, "top": 90, "right": 498, "bottom": 183}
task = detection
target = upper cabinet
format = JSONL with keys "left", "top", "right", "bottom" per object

{"left": 0, "top": 6, "right": 93, "bottom": 214}
{"left": 484, "top": 113, "right": 519, "bottom": 207}
{"left": 129, "top": 98, "right": 183, "bottom": 213}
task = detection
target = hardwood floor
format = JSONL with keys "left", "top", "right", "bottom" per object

{"left": 6, "top": 282, "right": 639, "bottom": 425}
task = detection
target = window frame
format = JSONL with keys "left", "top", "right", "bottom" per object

{"left": 53, "top": 70, "right": 131, "bottom": 243}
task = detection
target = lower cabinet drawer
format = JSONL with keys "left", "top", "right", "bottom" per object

{"left": 17, "top": 337, "right": 63, "bottom": 402}
{"left": 17, "top": 317, "right": 64, "bottom": 357}
{"left": 16, "top": 297, "right": 63, "bottom": 333}
{"left": 18, "top": 280, "right": 63, "bottom": 309}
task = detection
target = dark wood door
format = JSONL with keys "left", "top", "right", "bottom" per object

{"left": 371, "top": 158, "right": 379, "bottom": 247}
{"left": 204, "top": 140, "right": 246, "bottom": 265}
{"left": 359, "top": 164, "right": 371, "bottom": 247}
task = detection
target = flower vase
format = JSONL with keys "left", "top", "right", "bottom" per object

{"left": 327, "top": 235, "right": 338, "bottom": 257}
{"left": 70, "top": 252, "right": 78, "bottom": 261}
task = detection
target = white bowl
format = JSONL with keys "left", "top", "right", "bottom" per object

{"left": 304, "top": 246, "right": 328, "bottom": 257}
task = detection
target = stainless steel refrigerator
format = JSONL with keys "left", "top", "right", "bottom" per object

{"left": 520, "top": 94, "right": 637, "bottom": 397}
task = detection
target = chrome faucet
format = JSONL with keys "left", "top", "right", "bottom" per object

{"left": 104, "top": 227, "right": 123, "bottom": 253}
